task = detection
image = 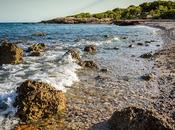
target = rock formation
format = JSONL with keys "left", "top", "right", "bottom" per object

{"left": 14, "top": 80, "right": 65, "bottom": 122}
{"left": 108, "top": 106, "right": 174, "bottom": 130}
{"left": 0, "top": 41, "right": 23, "bottom": 65}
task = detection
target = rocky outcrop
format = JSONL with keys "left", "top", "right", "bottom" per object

{"left": 42, "top": 17, "right": 113, "bottom": 24}
{"left": 115, "top": 20, "right": 143, "bottom": 26}
{"left": 27, "top": 43, "right": 46, "bottom": 56}
{"left": 84, "top": 45, "right": 97, "bottom": 53}
{"left": 14, "top": 80, "right": 65, "bottom": 122}
{"left": 0, "top": 41, "right": 23, "bottom": 65}
{"left": 108, "top": 106, "right": 174, "bottom": 130}
{"left": 66, "top": 49, "right": 81, "bottom": 62}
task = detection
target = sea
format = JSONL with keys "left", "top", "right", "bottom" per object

{"left": 0, "top": 23, "right": 163, "bottom": 130}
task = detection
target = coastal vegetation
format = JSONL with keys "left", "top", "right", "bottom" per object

{"left": 72, "top": 0, "right": 175, "bottom": 19}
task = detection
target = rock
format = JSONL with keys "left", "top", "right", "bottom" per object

{"left": 145, "top": 41, "right": 151, "bottom": 44}
{"left": 140, "top": 52, "right": 153, "bottom": 58}
{"left": 141, "top": 73, "right": 155, "bottom": 81}
{"left": 0, "top": 41, "right": 23, "bottom": 65}
{"left": 14, "top": 80, "right": 66, "bottom": 122}
{"left": 32, "top": 32, "right": 47, "bottom": 36}
{"left": 13, "top": 124, "right": 38, "bottom": 130}
{"left": 66, "top": 49, "right": 81, "bottom": 62}
{"left": 84, "top": 45, "right": 97, "bottom": 53}
{"left": 137, "top": 43, "right": 144, "bottom": 46}
{"left": 113, "top": 47, "right": 119, "bottom": 50}
{"left": 100, "top": 68, "right": 108, "bottom": 72}
{"left": 128, "top": 44, "right": 134, "bottom": 48}
{"left": 108, "top": 106, "right": 174, "bottom": 130}
{"left": 79, "top": 60, "right": 98, "bottom": 69}
{"left": 115, "top": 20, "right": 142, "bottom": 26}
{"left": 27, "top": 43, "right": 46, "bottom": 56}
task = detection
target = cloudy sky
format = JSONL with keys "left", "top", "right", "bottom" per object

{"left": 0, "top": 0, "right": 157, "bottom": 22}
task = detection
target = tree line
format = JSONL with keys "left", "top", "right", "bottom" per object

{"left": 71, "top": 0, "right": 175, "bottom": 19}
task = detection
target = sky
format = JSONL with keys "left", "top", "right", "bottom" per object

{"left": 0, "top": 0, "right": 157, "bottom": 22}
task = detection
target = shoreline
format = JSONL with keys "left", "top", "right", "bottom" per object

{"left": 64, "top": 22, "right": 175, "bottom": 130}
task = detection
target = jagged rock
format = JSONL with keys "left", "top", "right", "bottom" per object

{"left": 140, "top": 52, "right": 153, "bottom": 58}
{"left": 115, "top": 20, "right": 142, "bottom": 26}
{"left": 141, "top": 73, "right": 155, "bottom": 81}
{"left": 32, "top": 32, "right": 47, "bottom": 36}
{"left": 79, "top": 60, "right": 98, "bottom": 69}
{"left": 108, "top": 106, "right": 174, "bottom": 130}
{"left": 14, "top": 80, "right": 66, "bottom": 122}
{"left": 0, "top": 41, "right": 23, "bottom": 65}
{"left": 66, "top": 49, "right": 81, "bottom": 62}
{"left": 27, "top": 43, "right": 46, "bottom": 56}
{"left": 13, "top": 124, "right": 39, "bottom": 130}
{"left": 84, "top": 45, "right": 97, "bottom": 53}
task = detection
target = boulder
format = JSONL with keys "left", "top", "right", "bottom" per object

{"left": 79, "top": 60, "right": 99, "bottom": 69}
{"left": 27, "top": 43, "right": 46, "bottom": 56}
{"left": 0, "top": 41, "right": 23, "bottom": 65}
{"left": 14, "top": 80, "right": 66, "bottom": 122}
{"left": 140, "top": 52, "right": 153, "bottom": 58}
{"left": 66, "top": 49, "right": 81, "bottom": 62}
{"left": 108, "top": 106, "right": 174, "bottom": 130}
{"left": 84, "top": 45, "right": 97, "bottom": 53}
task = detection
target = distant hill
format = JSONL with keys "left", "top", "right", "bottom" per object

{"left": 42, "top": 0, "right": 175, "bottom": 24}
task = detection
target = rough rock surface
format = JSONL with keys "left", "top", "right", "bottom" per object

{"left": 14, "top": 80, "right": 65, "bottom": 122}
{"left": 28, "top": 43, "right": 46, "bottom": 56}
{"left": 13, "top": 124, "right": 39, "bottom": 130}
{"left": 141, "top": 73, "right": 155, "bottom": 81}
{"left": 84, "top": 45, "right": 97, "bottom": 53}
{"left": 108, "top": 106, "right": 174, "bottom": 130}
{"left": 32, "top": 32, "right": 47, "bottom": 36}
{"left": 66, "top": 49, "right": 81, "bottom": 62}
{"left": 140, "top": 52, "right": 153, "bottom": 58}
{"left": 0, "top": 41, "right": 23, "bottom": 65}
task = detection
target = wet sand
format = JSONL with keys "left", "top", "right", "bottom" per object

{"left": 64, "top": 22, "right": 175, "bottom": 130}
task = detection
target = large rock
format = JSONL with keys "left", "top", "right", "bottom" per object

{"left": 108, "top": 106, "right": 174, "bottom": 130}
{"left": 140, "top": 52, "right": 153, "bottom": 58}
{"left": 14, "top": 80, "right": 65, "bottom": 122}
{"left": 84, "top": 45, "right": 97, "bottom": 53}
{"left": 13, "top": 124, "right": 38, "bottom": 130}
{"left": 66, "top": 49, "right": 81, "bottom": 62}
{"left": 0, "top": 41, "right": 23, "bottom": 65}
{"left": 27, "top": 43, "right": 46, "bottom": 56}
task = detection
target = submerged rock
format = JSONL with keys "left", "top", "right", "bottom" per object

{"left": 128, "top": 44, "right": 134, "bottom": 48}
{"left": 27, "top": 43, "right": 46, "bottom": 56}
{"left": 84, "top": 45, "right": 97, "bottom": 53}
{"left": 108, "top": 106, "right": 174, "bottom": 130}
{"left": 32, "top": 32, "right": 47, "bottom": 36}
{"left": 14, "top": 80, "right": 66, "bottom": 122}
{"left": 140, "top": 52, "right": 153, "bottom": 58}
{"left": 0, "top": 41, "right": 23, "bottom": 65}
{"left": 79, "top": 60, "right": 99, "bottom": 69}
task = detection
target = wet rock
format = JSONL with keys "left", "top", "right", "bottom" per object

{"left": 141, "top": 73, "right": 155, "bottom": 81}
{"left": 32, "top": 32, "right": 47, "bottom": 36}
{"left": 0, "top": 41, "right": 23, "bottom": 65}
{"left": 140, "top": 52, "right": 153, "bottom": 58}
{"left": 113, "top": 47, "right": 119, "bottom": 50}
{"left": 137, "top": 43, "right": 144, "bottom": 46}
{"left": 115, "top": 20, "right": 141, "bottom": 26}
{"left": 145, "top": 41, "right": 151, "bottom": 44}
{"left": 108, "top": 106, "right": 174, "bottom": 130}
{"left": 27, "top": 43, "right": 46, "bottom": 56}
{"left": 14, "top": 80, "right": 66, "bottom": 122}
{"left": 84, "top": 45, "right": 97, "bottom": 53}
{"left": 66, "top": 49, "right": 81, "bottom": 62}
{"left": 128, "top": 44, "right": 134, "bottom": 48}
{"left": 79, "top": 60, "right": 99, "bottom": 69}
{"left": 13, "top": 124, "right": 39, "bottom": 130}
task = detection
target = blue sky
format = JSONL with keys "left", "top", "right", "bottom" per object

{"left": 0, "top": 0, "right": 156, "bottom": 22}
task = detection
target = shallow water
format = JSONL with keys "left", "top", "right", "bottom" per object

{"left": 0, "top": 23, "right": 163, "bottom": 129}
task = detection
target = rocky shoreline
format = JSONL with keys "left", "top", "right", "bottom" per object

{"left": 0, "top": 22, "right": 175, "bottom": 130}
